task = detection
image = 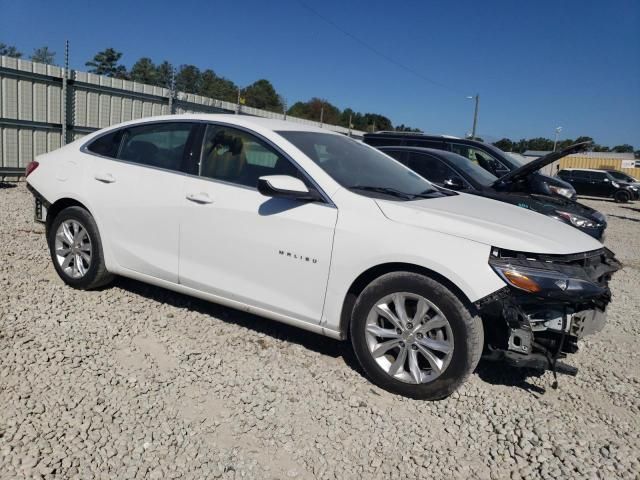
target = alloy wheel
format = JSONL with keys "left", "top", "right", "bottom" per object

{"left": 364, "top": 292, "right": 454, "bottom": 384}
{"left": 54, "top": 220, "right": 92, "bottom": 279}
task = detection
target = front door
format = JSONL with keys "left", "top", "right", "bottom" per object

{"left": 179, "top": 123, "right": 338, "bottom": 324}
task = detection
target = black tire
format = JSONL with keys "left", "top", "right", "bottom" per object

{"left": 614, "top": 190, "right": 630, "bottom": 203}
{"left": 48, "top": 206, "right": 114, "bottom": 290}
{"left": 350, "top": 272, "right": 483, "bottom": 400}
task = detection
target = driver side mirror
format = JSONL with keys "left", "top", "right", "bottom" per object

{"left": 443, "top": 176, "right": 465, "bottom": 190}
{"left": 258, "top": 175, "right": 322, "bottom": 201}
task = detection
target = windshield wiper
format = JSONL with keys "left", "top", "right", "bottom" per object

{"left": 348, "top": 185, "right": 438, "bottom": 200}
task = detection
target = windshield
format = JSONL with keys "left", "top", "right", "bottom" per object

{"left": 278, "top": 131, "right": 440, "bottom": 199}
{"left": 440, "top": 151, "right": 499, "bottom": 186}
{"left": 609, "top": 170, "right": 636, "bottom": 182}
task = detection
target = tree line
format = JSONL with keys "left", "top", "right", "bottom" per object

{"left": 0, "top": 43, "right": 418, "bottom": 132}
{"left": 492, "top": 136, "right": 636, "bottom": 157}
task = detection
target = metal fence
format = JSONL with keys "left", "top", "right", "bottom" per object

{"left": 0, "top": 55, "right": 364, "bottom": 169}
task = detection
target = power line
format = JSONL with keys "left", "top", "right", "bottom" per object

{"left": 297, "top": 1, "right": 465, "bottom": 96}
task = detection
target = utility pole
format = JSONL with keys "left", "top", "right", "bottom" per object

{"left": 283, "top": 98, "right": 287, "bottom": 120}
{"left": 348, "top": 113, "right": 352, "bottom": 137}
{"left": 553, "top": 126, "right": 563, "bottom": 151}
{"left": 168, "top": 66, "right": 175, "bottom": 114}
{"left": 468, "top": 94, "right": 479, "bottom": 140}
{"left": 61, "top": 40, "right": 69, "bottom": 145}
{"left": 320, "top": 105, "right": 324, "bottom": 127}
{"left": 236, "top": 87, "right": 242, "bottom": 115}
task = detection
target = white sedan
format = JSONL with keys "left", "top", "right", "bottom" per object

{"left": 25, "top": 114, "right": 618, "bottom": 399}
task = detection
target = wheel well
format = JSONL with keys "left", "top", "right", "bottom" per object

{"left": 46, "top": 198, "right": 91, "bottom": 235}
{"left": 338, "top": 263, "right": 472, "bottom": 338}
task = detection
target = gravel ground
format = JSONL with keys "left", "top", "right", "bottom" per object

{"left": 1, "top": 182, "right": 639, "bottom": 480}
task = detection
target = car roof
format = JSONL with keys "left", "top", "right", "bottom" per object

{"left": 101, "top": 113, "right": 339, "bottom": 135}
{"left": 560, "top": 168, "right": 609, "bottom": 173}
{"left": 370, "top": 131, "right": 461, "bottom": 139}
{"left": 378, "top": 145, "right": 458, "bottom": 159}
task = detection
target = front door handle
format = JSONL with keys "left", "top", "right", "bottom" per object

{"left": 94, "top": 173, "right": 116, "bottom": 184}
{"left": 186, "top": 192, "right": 214, "bottom": 204}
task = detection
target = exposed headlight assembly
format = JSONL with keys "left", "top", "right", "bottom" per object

{"left": 549, "top": 185, "right": 575, "bottom": 199}
{"left": 554, "top": 210, "right": 598, "bottom": 229}
{"left": 489, "top": 258, "right": 606, "bottom": 299}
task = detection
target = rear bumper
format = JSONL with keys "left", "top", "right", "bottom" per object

{"left": 26, "top": 184, "right": 50, "bottom": 223}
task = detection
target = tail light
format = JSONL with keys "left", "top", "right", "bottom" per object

{"left": 25, "top": 161, "right": 39, "bottom": 177}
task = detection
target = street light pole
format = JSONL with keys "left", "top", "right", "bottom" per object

{"left": 553, "top": 126, "right": 563, "bottom": 151}
{"left": 467, "top": 94, "right": 479, "bottom": 139}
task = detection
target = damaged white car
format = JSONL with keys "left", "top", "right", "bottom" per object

{"left": 25, "top": 115, "right": 620, "bottom": 399}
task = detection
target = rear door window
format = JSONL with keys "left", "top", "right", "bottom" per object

{"left": 587, "top": 171, "right": 606, "bottom": 181}
{"left": 118, "top": 122, "right": 194, "bottom": 173}
{"left": 407, "top": 152, "right": 460, "bottom": 185}
{"left": 572, "top": 171, "right": 591, "bottom": 180}
{"left": 450, "top": 143, "right": 506, "bottom": 176}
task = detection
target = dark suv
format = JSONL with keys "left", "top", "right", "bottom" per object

{"left": 557, "top": 169, "right": 639, "bottom": 203}
{"left": 363, "top": 132, "right": 577, "bottom": 200}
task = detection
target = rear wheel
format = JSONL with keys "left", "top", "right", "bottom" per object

{"left": 350, "top": 272, "right": 483, "bottom": 400}
{"left": 48, "top": 206, "right": 113, "bottom": 289}
{"left": 614, "top": 190, "right": 631, "bottom": 203}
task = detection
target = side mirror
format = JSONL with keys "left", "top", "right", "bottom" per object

{"left": 258, "top": 175, "right": 321, "bottom": 201}
{"left": 443, "top": 176, "right": 465, "bottom": 190}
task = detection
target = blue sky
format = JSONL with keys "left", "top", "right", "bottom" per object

{"left": 1, "top": 0, "right": 639, "bottom": 147}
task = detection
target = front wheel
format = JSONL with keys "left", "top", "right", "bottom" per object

{"left": 614, "top": 190, "right": 631, "bottom": 203}
{"left": 350, "top": 272, "right": 483, "bottom": 400}
{"left": 48, "top": 206, "right": 114, "bottom": 290}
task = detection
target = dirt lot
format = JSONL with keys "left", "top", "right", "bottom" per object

{"left": 1, "top": 182, "right": 639, "bottom": 479}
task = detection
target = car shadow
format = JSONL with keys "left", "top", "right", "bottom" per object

{"left": 109, "top": 276, "right": 561, "bottom": 396}
{"left": 475, "top": 360, "right": 547, "bottom": 397}
{"left": 621, "top": 206, "right": 640, "bottom": 214}
{"left": 607, "top": 214, "right": 640, "bottom": 223}
{"left": 112, "top": 276, "right": 363, "bottom": 373}
{"left": 0, "top": 182, "right": 18, "bottom": 189}
{"left": 576, "top": 195, "right": 616, "bottom": 203}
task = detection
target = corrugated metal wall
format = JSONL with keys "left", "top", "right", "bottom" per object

{"left": 559, "top": 155, "right": 640, "bottom": 179}
{"left": 0, "top": 57, "right": 64, "bottom": 167}
{"left": 0, "top": 55, "right": 365, "bottom": 169}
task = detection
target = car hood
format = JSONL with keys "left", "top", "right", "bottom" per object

{"left": 376, "top": 192, "right": 602, "bottom": 254}
{"left": 493, "top": 142, "right": 591, "bottom": 187}
{"left": 474, "top": 190, "right": 605, "bottom": 223}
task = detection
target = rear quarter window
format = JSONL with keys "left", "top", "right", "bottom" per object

{"left": 87, "top": 129, "right": 124, "bottom": 158}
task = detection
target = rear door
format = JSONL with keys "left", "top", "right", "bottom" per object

{"left": 88, "top": 121, "right": 197, "bottom": 282}
{"left": 567, "top": 170, "right": 591, "bottom": 195}
{"left": 587, "top": 171, "right": 613, "bottom": 197}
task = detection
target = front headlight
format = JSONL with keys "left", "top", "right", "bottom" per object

{"left": 489, "top": 262, "right": 604, "bottom": 298}
{"left": 555, "top": 210, "right": 598, "bottom": 229}
{"left": 611, "top": 181, "right": 620, "bottom": 188}
{"left": 630, "top": 186, "right": 638, "bottom": 191}
{"left": 549, "top": 185, "right": 575, "bottom": 199}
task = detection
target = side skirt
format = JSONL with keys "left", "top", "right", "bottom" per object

{"left": 114, "top": 267, "right": 344, "bottom": 340}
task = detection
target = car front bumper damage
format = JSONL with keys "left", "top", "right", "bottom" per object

{"left": 475, "top": 247, "right": 621, "bottom": 376}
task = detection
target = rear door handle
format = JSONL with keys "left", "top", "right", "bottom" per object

{"left": 94, "top": 173, "right": 116, "bottom": 184}
{"left": 186, "top": 192, "right": 214, "bottom": 204}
